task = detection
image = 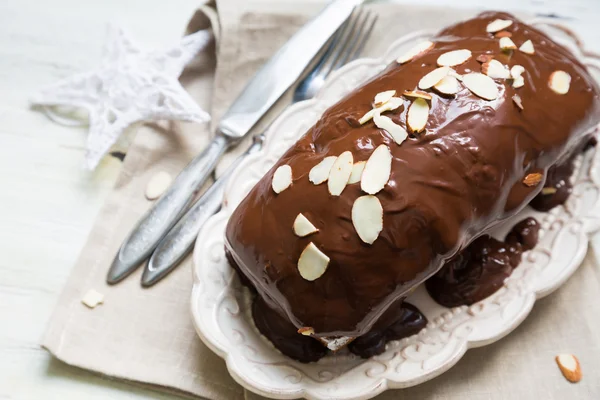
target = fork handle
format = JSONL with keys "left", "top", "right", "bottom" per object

{"left": 106, "top": 134, "right": 230, "bottom": 284}
{"left": 142, "top": 135, "right": 265, "bottom": 286}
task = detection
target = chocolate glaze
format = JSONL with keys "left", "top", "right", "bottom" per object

{"left": 347, "top": 301, "right": 427, "bottom": 359}
{"left": 529, "top": 161, "right": 574, "bottom": 211}
{"left": 233, "top": 248, "right": 428, "bottom": 363}
{"left": 530, "top": 138, "right": 596, "bottom": 211}
{"left": 230, "top": 249, "right": 331, "bottom": 363}
{"left": 253, "top": 296, "right": 328, "bottom": 363}
{"left": 505, "top": 217, "right": 541, "bottom": 251}
{"left": 226, "top": 249, "right": 256, "bottom": 292}
{"left": 426, "top": 217, "right": 540, "bottom": 307}
{"left": 225, "top": 12, "right": 600, "bottom": 340}
{"left": 252, "top": 293, "right": 426, "bottom": 362}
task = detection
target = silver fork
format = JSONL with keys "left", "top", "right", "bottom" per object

{"left": 142, "top": 9, "right": 378, "bottom": 286}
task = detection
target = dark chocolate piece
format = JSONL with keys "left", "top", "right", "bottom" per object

{"left": 253, "top": 296, "right": 328, "bottom": 363}
{"left": 505, "top": 217, "right": 540, "bottom": 251}
{"left": 426, "top": 218, "right": 540, "bottom": 307}
{"left": 348, "top": 302, "right": 427, "bottom": 359}
{"left": 530, "top": 138, "right": 597, "bottom": 211}
{"left": 225, "top": 12, "right": 600, "bottom": 340}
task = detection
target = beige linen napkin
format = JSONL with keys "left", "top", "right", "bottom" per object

{"left": 43, "top": 1, "right": 600, "bottom": 399}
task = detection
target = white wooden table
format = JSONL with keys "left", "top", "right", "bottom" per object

{"left": 1, "top": 0, "right": 599, "bottom": 399}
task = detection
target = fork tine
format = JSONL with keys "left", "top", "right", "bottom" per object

{"left": 292, "top": 10, "right": 354, "bottom": 102}
{"left": 333, "top": 10, "right": 373, "bottom": 70}
{"left": 345, "top": 13, "right": 377, "bottom": 64}
{"left": 319, "top": 8, "right": 363, "bottom": 78}
{"left": 292, "top": 7, "right": 374, "bottom": 102}
{"left": 308, "top": 17, "right": 349, "bottom": 78}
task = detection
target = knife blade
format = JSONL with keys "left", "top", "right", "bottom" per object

{"left": 107, "top": 0, "right": 364, "bottom": 284}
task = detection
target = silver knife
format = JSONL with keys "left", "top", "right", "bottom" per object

{"left": 143, "top": 6, "right": 378, "bottom": 286}
{"left": 107, "top": 0, "right": 364, "bottom": 284}
{"left": 142, "top": 134, "right": 265, "bottom": 286}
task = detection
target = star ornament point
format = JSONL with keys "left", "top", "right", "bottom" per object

{"left": 32, "top": 26, "right": 212, "bottom": 169}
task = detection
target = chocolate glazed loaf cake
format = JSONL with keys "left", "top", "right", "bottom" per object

{"left": 225, "top": 11, "right": 600, "bottom": 362}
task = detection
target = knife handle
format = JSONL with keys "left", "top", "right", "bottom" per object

{"left": 142, "top": 134, "right": 265, "bottom": 287}
{"left": 107, "top": 134, "right": 230, "bottom": 284}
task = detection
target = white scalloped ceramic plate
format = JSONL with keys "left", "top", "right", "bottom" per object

{"left": 192, "top": 20, "right": 600, "bottom": 400}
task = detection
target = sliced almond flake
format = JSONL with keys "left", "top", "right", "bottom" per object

{"left": 297, "top": 242, "right": 330, "bottom": 281}
{"left": 462, "top": 73, "right": 499, "bottom": 101}
{"left": 359, "top": 97, "right": 403, "bottom": 124}
{"left": 495, "top": 31, "right": 512, "bottom": 38}
{"left": 361, "top": 145, "right": 392, "bottom": 195}
{"left": 407, "top": 97, "right": 430, "bottom": 133}
{"left": 510, "top": 65, "right": 525, "bottom": 79}
{"left": 556, "top": 354, "right": 583, "bottom": 383}
{"left": 434, "top": 75, "right": 460, "bottom": 95}
{"left": 358, "top": 110, "right": 375, "bottom": 125}
{"left": 476, "top": 54, "right": 494, "bottom": 63}
{"left": 482, "top": 59, "right": 510, "bottom": 79}
{"left": 293, "top": 213, "right": 319, "bottom": 237}
{"left": 348, "top": 161, "right": 366, "bottom": 184}
{"left": 499, "top": 37, "right": 517, "bottom": 51}
{"left": 437, "top": 49, "right": 472, "bottom": 67}
{"left": 272, "top": 165, "right": 292, "bottom": 194}
{"left": 549, "top": 70, "right": 571, "bottom": 95}
{"left": 523, "top": 172, "right": 543, "bottom": 187}
{"left": 81, "top": 289, "right": 104, "bottom": 309}
{"left": 309, "top": 156, "right": 337, "bottom": 185}
{"left": 373, "top": 110, "right": 409, "bottom": 145}
{"left": 402, "top": 90, "right": 432, "bottom": 100}
{"left": 374, "top": 90, "right": 396, "bottom": 107}
{"left": 486, "top": 19, "right": 513, "bottom": 33}
{"left": 145, "top": 171, "right": 172, "bottom": 200}
{"left": 352, "top": 195, "right": 383, "bottom": 244}
{"left": 396, "top": 40, "right": 434, "bottom": 64}
{"left": 380, "top": 97, "right": 403, "bottom": 111}
{"left": 448, "top": 69, "right": 464, "bottom": 81}
{"left": 418, "top": 66, "right": 450, "bottom": 90}
{"left": 328, "top": 151, "right": 354, "bottom": 196}
{"left": 298, "top": 327, "right": 315, "bottom": 336}
{"left": 317, "top": 336, "right": 354, "bottom": 351}
{"left": 519, "top": 39, "right": 535, "bottom": 55}
{"left": 512, "top": 94, "right": 524, "bottom": 110}
{"left": 542, "top": 187, "right": 558, "bottom": 195}
{"left": 513, "top": 75, "right": 525, "bottom": 88}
